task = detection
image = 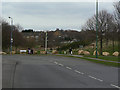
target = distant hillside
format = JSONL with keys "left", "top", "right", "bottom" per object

{"left": 21, "top": 29, "right": 96, "bottom": 48}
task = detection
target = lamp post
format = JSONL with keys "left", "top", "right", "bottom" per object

{"left": 8, "top": 17, "right": 13, "bottom": 54}
{"left": 96, "top": 0, "right": 98, "bottom": 58}
{"left": 45, "top": 31, "right": 48, "bottom": 54}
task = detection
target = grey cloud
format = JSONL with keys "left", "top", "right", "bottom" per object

{"left": 2, "top": 2, "right": 115, "bottom": 30}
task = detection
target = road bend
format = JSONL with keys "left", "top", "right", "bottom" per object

{"left": 2, "top": 55, "right": 119, "bottom": 88}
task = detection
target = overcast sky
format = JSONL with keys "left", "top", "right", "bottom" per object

{"left": 2, "top": 1, "right": 119, "bottom": 31}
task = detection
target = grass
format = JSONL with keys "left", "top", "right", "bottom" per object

{"left": 56, "top": 54, "right": 120, "bottom": 67}
{"left": 83, "top": 55, "right": 119, "bottom": 62}
{"left": 79, "top": 57, "right": 119, "bottom": 67}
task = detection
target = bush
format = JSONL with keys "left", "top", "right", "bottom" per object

{"left": 59, "top": 41, "right": 91, "bottom": 51}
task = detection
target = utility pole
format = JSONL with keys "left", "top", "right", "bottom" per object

{"left": 96, "top": 0, "right": 98, "bottom": 58}
{"left": 45, "top": 31, "right": 48, "bottom": 54}
{"left": 8, "top": 17, "right": 13, "bottom": 54}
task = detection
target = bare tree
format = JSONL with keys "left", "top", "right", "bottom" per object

{"left": 114, "top": 1, "right": 120, "bottom": 57}
{"left": 114, "top": 1, "right": 120, "bottom": 25}
{"left": 15, "top": 24, "right": 23, "bottom": 32}
{"left": 2, "top": 21, "right": 11, "bottom": 50}
{"left": 82, "top": 10, "right": 115, "bottom": 55}
{"left": 2, "top": 18, "right": 27, "bottom": 52}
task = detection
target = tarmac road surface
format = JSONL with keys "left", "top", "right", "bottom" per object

{"left": 2, "top": 55, "right": 119, "bottom": 88}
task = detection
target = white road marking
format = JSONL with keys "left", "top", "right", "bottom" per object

{"left": 66, "top": 67, "right": 72, "bottom": 70}
{"left": 88, "top": 75, "right": 103, "bottom": 82}
{"left": 54, "top": 62, "right": 58, "bottom": 64}
{"left": 54, "top": 61, "right": 104, "bottom": 83}
{"left": 88, "top": 75, "right": 97, "bottom": 80}
{"left": 74, "top": 70, "right": 84, "bottom": 74}
{"left": 96, "top": 78, "right": 103, "bottom": 82}
{"left": 58, "top": 64, "right": 64, "bottom": 66}
{"left": 110, "top": 84, "right": 120, "bottom": 88}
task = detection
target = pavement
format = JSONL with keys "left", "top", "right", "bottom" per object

{"left": 59, "top": 54, "right": 119, "bottom": 63}
{"left": 2, "top": 55, "right": 119, "bottom": 88}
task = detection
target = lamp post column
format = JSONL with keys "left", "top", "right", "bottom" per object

{"left": 9, "top": 17, "right": 13, "bottom": 54}
{"left": 45, "top": 31, "right": 48, "bottom": 54}
{"left": 96, "top": 0, "right": 98, "bottom": 58}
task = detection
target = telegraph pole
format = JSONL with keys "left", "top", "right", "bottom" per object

{"left": 96, "top": 0, "right": 98, "bottom": 58}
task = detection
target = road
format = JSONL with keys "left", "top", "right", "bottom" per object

{"left": 2, "top": 55, "right": 119, "bottom": 88}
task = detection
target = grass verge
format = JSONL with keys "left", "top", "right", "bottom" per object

{"left": 56, "top": 54, "right": 120, "bottom": 67}
{"left": 83, "top": 55, "right": 119, "bottom": 62}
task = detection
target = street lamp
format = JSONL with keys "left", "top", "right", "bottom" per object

{"left": 96, "top": 0, "right": 98, "bottom": 58}
{"left": 45, "top": 31, "right": 48, "bottom": 54}
{"left": 8, "top": 17, "right": 13, "bottom": 54}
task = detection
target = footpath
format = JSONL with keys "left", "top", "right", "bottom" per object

{"left": 57, "top": 54, "right": 120, "bottom": 64}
